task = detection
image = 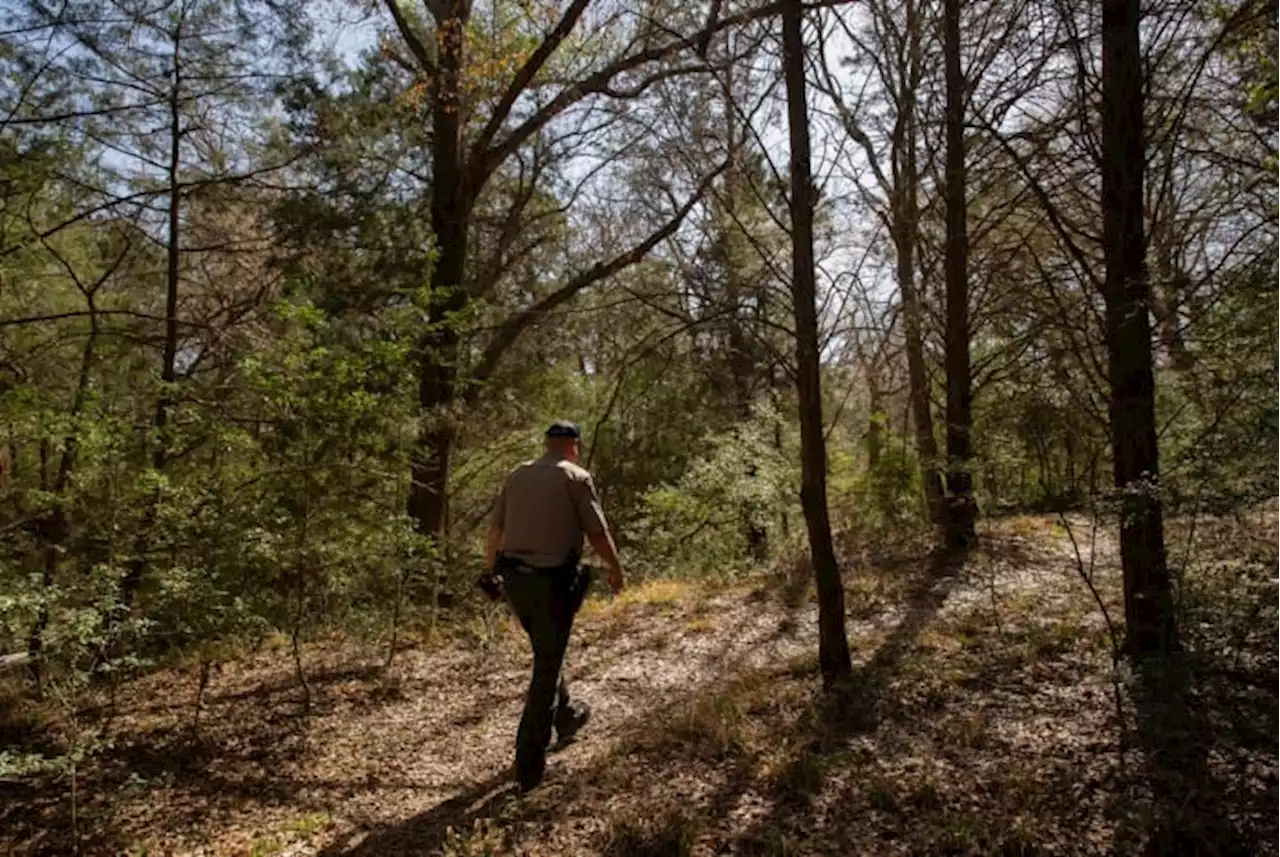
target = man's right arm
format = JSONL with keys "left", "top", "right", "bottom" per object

{"left": 586, "top": 529, "right": 624, "bottom": 594}
{"left": 573, "top": 473, "right": 624, "bottom": 593}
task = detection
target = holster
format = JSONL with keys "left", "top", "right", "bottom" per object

{"left": 486, "top": 551, "right": 591, "bottom": 613}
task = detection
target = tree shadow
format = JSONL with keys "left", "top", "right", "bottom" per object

{"left": 314, "top": 551, "right": 964, "bottom": 857}
{"left": 757, "top": 550, "right": 962, "bottom": 808}
{"left": 314, "top": 770, "right": 517, "bottom": 857}
{"left": 1119, "top": 653, "right": 1276, "bottom": 856}
{"left": 207, "top": 661, "right": 386, "bottom": 705}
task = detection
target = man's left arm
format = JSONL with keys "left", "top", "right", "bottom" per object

{"left": 484, "top": 522, "right": 503, "bottom": 571}
{"left": 478, "top": 486, "right": 507, "bottom": 601}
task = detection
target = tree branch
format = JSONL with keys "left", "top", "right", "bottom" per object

{"left": 474, "top": 0, "right": 855, "bottom": 185}
{"left": 471, "top": 0, "right": 592, "bottom": 159}
{"left": 383, "top": 0, "right": 437, "bottom": 75}
{"left": 465, "top": 159, "right": 731, "bottom": 397}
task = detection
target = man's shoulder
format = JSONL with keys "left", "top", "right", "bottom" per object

{"left": 504, "top": 459, "right": 540, "bottom": 480}
{"left": 554, "top": 459, "right": 594, "bottom": 483}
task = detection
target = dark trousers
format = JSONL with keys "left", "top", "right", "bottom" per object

{"left": 503, "top": 564, "right": 589, "bottom": 774}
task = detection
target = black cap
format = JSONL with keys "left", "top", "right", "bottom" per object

{"left": 545, "top": 420, "right": 581, "bottom": 439}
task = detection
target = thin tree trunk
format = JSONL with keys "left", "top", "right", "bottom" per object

{"left": 721, "top": 60, "right": 768, "bottom": 561}
{"left": 942, "top": 0, "right": 977, "bottom": 553}
{"left": 1101, "top": 0, "right": 1177, "bottom": 657}
{"left": 866, "top": 378, "right": 884, "bottom": 470}
{"left": 122, "top": 21, "right": 184, "bottom": 608}
{"left": 894, "top": 0, "right": 946, "bottom": 527}
{"left": 782, "top": 0, "right": 851, "bottom": 685}
{"left": 27, "top": 306, "right": 98, "bottom": 693}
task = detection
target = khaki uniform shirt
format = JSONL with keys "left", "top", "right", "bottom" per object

{"left": 492, "top": 454, "right": 609, "bottom": 569}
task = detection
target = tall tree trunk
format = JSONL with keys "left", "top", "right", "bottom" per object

{"left": 28, "top": 310, "right": 98, "bottom": 692}
{"left": 1101, "top": 0, "right": 1177, "bottom": 657}
{"left": 122, "top": 21, "right": 184, "bottom": 608}
{"left": 720, "top": 56, "right": 768, "bottom": 561}
{"left": 894, "top": 0, "right": 946, "bottom": 529}
{"left": 894, "top": 189, "right": 944, "bottom": 526}
{"left": 782, "top": 0, "right": 852, "bottom": 685}
{"left": 866, "top": 377, "right": 884, "bottom": 470}
{"left": 942, "top": 0, "right": 977, "bottom": 553}
{"left": 410, "top": 1, "right": 472, "bottom": 537}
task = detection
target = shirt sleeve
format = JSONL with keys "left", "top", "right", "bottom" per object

{"left": 571, "top": 473, "right": 608, "bottom": 535}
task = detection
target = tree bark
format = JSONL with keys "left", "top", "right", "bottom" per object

{"left": 942, "top": 0, "right": 978, "bottom": 553}
{"left": 1101, "top": 0, "right": 1177, "bottom": 657}
{"left": 782, "top": 0, "right": 852, "bottom": 685}
{"left": 410, "top": 1, "right": 471, "bottom": 538}
{"left": 893, "top": 0, "right": 946, "bottom": 529}
{"left": 122, "top": 18, "right": 184, "bottom": 608}
{"left": 894, "top": 150, "right": 945, "bottom": 526}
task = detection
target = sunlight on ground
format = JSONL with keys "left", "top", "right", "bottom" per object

{"left": 7, "top": 511, "right": 1275, "bottom": 857}
{"left": 578, "top": 578, "right": 705, "bottom": 622}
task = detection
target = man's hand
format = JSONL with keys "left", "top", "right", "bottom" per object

{"left": 587, "top": 529, "right": 625, "bottom": 595}
{"left": 477, "top": 568, "right": 504, "bottom": 602}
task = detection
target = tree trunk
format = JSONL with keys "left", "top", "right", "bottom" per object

{"left": 410, "top": 1, "right": 471, "bottom": 538}
{"left": 28, "top": 314, "right": 97, "bottom": 692}
{"left": 893, "top": 0, "right": 946, "bottom": 528}
{"left": 122, "top": 22, "right": 184, "bottom": 608}
{"left": 720, "top": 62, "right": 769, "bottom": 561}
{"left": 942, "top": 0, "right": 977, "bottom": 553}
{"left": 1101, "top": 0, "right": 1177, "bottom": 657}
{"left": 866, "top": 378, "right": 884, "bottom": 470}
{"left": 782, "top": 0, "right": 852, "bottom": 685}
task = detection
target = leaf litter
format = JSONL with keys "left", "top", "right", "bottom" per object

{"left": 1, "top": 513, "right": 1274, "bottom": 856}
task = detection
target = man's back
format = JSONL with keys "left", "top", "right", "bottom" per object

{"left": 493, "top": 454, "right": 607, "bottom": 569}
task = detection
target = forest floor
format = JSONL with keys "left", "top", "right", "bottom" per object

{"left": 2, "top": 509, "right": 1276, "bottom": 857}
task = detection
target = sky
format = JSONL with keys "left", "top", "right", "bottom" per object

{"left": 305, "top": 1, "right": 888, "bottom": 354}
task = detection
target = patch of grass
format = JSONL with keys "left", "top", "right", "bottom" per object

{"left": 938, "top": 711, "right": 991, "bottom": 751}
{"left": 684, "top": 614, "right": 719, "bottom": 634}
{"left": 247, "top": 836, "right": 282, "bottom": 857}
{"left": 934, "top": 807, "right": 1043, "bottom": 855}
{"left": 865, "top": 774, "right": 899, "bottom": 812}
{"left": 773, "top": 747, "right": 825, "bottom": 796}
{"left": 441, "top": 817, "right": 506, "bottom": 857}
{"left": 783, "top": 651, "right": 820, "bottom": 678}
{"left": 668, "top": 687, "right": 752, "bottom": 757}
{"left": 624, "top": 670, "right": 778, "bottom": 761}
{"left": 283, "top": 811, "right": 331, "bottom": 837}
{"left": 579, "top": 579, "right": 705, "bottom": 627}
{"left": 620, "top": 579, "right": 704, "bottom": 608}
{"left": 735, "top": 828, "right": 804, "bottom": 856}
{"left": 603, "top": 809, "right": 699, "bottom": 857}
{"left": 990, "top": 515, "right": 1059, "bottom": 540}
{"left": 906, "top": 778, "right": 943, "bottom": 811}
{"left": 241, "top": 812, "right": 333, "bottom": 857}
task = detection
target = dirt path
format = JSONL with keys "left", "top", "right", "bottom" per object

{"left": 4, "top": 514, "right": 1275, "bottom": 856}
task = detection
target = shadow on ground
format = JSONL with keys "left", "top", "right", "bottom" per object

{"left": 322, "top": 552, "right": 963, "bottom": 857}
{"left": 0, "top": 654, "right": 487, "bottom": 855}
{"left": 1109, "top": 651, "right": 1278, "bottom": 857}
{"left": 315, "top": 770, "right": 518, "bottom": 857}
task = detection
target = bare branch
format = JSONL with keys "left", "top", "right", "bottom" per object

{"left": 466, "top": 158, "right": 732, "bottom": 396}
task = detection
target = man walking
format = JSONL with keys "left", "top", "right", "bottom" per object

{"left": 482, "top": 421, "right": 625, "bottom": 792}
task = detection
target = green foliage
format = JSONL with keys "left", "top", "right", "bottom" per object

{"left": 1210, "top": 0, "right": 1279, "bottom": 133}
{"left": 826, "top": 410, "right": 926, "bottom": 530}
{"left": 630, "top": 409, "right": 797, "bottom": 581}
{"left": 1158, "top": 258, "right": 1279, "bottom": 515}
